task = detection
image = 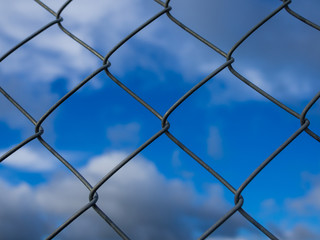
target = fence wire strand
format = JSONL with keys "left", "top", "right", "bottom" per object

{"left": 0, "top": 0, "right": 319, "bottom": 239}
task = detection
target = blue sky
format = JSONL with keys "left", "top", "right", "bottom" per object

{"left": 0, "top": 0, "right": 319, "bottom": 239}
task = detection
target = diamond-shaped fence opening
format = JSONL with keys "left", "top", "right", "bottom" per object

{"left": 0, "top": 0, "right": 319, "bottom": 239}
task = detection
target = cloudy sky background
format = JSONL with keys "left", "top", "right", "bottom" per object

{"left": 0, "top": 0, "right": 319, "bottom": 239}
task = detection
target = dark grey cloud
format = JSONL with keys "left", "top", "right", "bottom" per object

{"left": 163, "top": 0, "right": 320, "bottom": 103}
{"left": 0, "top": 179, "right": 52, "bottom": 240}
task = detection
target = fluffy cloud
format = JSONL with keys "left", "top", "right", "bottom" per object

{"left": 0, "top": 0, "right": 160, "bottom": 132}
{"left": 0, "top": 151, "right": 249, "bottom": 240}
{"left": 0, "top": 0, "right": 159, "bottom": 85}
{"left": 1, "top": 146, "right": 56, "bottom": 172}
{"left": 0, "top": 0, "right": 97, "bottom": 83}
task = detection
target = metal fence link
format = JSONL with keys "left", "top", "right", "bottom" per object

{"left": 0, "top": 0, "right": 319, "bottom": 239}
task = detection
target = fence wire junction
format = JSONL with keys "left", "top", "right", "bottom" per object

{"left": 1, "top": 0, "right": 320, "bottom": 239}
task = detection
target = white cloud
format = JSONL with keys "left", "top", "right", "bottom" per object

{"left": 0, "top": 1, "right": 48, "bottom": 41}
{"left": 0, "top": 0, "right": 161, "bottom": 133}
{"left": 0, "top": 0, "right": 145, "bottom": 87}
{"left": 243, "top": 68, "right": 272, "bottom": 94}
{"left": 1, "top": 147, "right": 56, "bottom": 172}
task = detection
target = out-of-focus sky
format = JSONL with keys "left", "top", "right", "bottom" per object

{"left": 0, "top": 0, "right": 319, "bottom": 239}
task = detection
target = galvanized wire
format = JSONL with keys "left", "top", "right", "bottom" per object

{"left": 0, "top": 0, "right": 319, "bottom": 239}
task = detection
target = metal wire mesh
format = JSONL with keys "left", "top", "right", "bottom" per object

{"left": 0, "top": 0, "right": 319, "bottom": 239}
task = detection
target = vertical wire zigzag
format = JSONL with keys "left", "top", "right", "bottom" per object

{"left": 0, "top": 0, "right": 319, "bottom": 239}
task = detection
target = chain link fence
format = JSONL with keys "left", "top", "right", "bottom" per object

{"left": 0, "top": 0, "right": 319, "bottom": 239}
